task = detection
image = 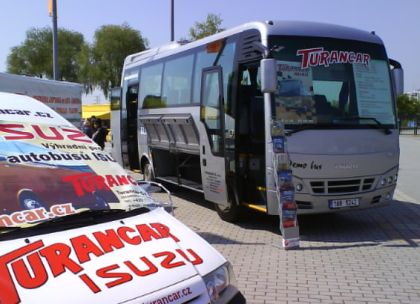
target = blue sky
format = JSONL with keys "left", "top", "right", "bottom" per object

{"left": 0, "top": 0, "right": 418, "bottom": 92}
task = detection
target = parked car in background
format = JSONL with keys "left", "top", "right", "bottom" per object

{"left": 0, "top": 92, "right": 245, "bottom": 304}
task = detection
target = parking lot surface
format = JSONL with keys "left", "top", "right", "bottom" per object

{"left": 154, "top": 187, "right": 419, "bottom": 304}
{"left": 124, "top": 136, "right": 420, "bottom": 304}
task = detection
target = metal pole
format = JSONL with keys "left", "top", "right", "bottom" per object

{"left": 52, "top": 0, "right": 60, "bottom": 80}
{"left": 170, "top": 0, "right": 174, "bottom": 41}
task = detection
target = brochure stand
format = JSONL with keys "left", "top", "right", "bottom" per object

{"left": 271, "top": 120, "right": 300, "bottom": 249}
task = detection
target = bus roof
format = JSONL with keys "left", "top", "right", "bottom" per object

{"left": 124, "top": 20, "right": 384, "bottom": 69}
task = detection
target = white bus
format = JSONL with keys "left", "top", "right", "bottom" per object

{"left": 111, "top": 21, "right": 403, "bottom": 222}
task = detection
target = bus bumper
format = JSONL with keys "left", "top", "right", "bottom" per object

{"left": 266, "top": 185, "right": 396, "bottom": 215}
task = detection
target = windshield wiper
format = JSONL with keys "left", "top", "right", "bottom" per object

{"left": 333, "top": 116, "right": 392, "bottom": 135}
{"left": 0, "top": 207, "right": 150, "bottom": 241}
{"left": 285, "top": 124, "right": 331, "bottom": 136}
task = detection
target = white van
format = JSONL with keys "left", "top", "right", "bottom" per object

{"left": 0, "top": 93, "right": 245, "bottom": 304}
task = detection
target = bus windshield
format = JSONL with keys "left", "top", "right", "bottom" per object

{"left": 269, "top": 36, "right": 396, "bottom": 130}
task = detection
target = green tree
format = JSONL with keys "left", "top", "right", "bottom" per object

{"left": 7, "top": 27, "right": 86, "bottom": 82}
{"left": 91, "top": 24, "right": 148, "bottom": 96}
{"left": 189, "top": 13, "right": 224, "bottom": 41}
{"left": 397, "top": 94, "right": 420, "bottom": 127}
{"left": 397, "top": 94, "right": 418, "bottom": 118}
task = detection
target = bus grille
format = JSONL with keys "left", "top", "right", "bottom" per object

{"left": 310, "top": 178, "right": 375, "bottom": 194}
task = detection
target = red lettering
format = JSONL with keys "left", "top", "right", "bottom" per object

{"left": 176, "top": 248, "right": 203, "bottom": 265}
{"left": 32, "top": 125, "right": 64, "bottom": 140}
{"left": 330, "top": 51, "right": 338, "bottom": 64}
{"left": 96, "top": 264, "right": 133, "bottom": 289}
{"left": 356, "top": 52, "right": 363, "bottom": 63}
{"left": 339, "top": 51, "right": 349, "bottom": 63}
{"left": 309, "top": 52, "right": 320, "bottom": 67}
{"left": 70, "top": 235, "right": 104, "bottom": 263}
{"left": 34, "top": 208, "right": 47, "bottom": 220}
{"left": 0, "top": 124, "right": 34, "bottom": 140}
{"left": 62, "top": 127, "right": 91, "bottom": 143}
{"left": 136, "top": 224, "right": 162, "bottom": 242}
{"left": 124, "top": 257, "right": 158, "bottom": 276}
{"left": 0, "top": 214, "right": 13, "bottom": 227}
{"left": 106, "top": 175, "right": 119, "bottom": 188}
{"left": 363, "top": 53, "right": 370, "bottom": 65}
{"left": 153, "top": 251, "right": 186, "bottom": 269}
{"left": 62, "top": 173, "right": 94, "bottom": 196}
{"left": 39, "top": 243, "right": 83, "bottom": 277}
{"left": 79, "top": 273, "right": 102, "bottom": 293}
{"left": 127, "top": 175, "right": 138, "bottom": 185}
{"left": 11, "top": 253, "right": 48, "bottom": 289}
{"left": 11, "top": 212, "right": 25, "bottom": 224}
{"left": 319, "top": 51, "right": 330, "bottom": 66}
{"left": 93, "top": 229, "right": 125, "bottom": 253}
{"left": 296, "top": 47, "right": 323, "bottom": 69}
{"left": 348, "top": 52, "right": 356, "bottom": 63}
{"left": 117, "top": 226, "right": 142, "bottom": 245}
{"left": 150, "top": 223, "right": 180, "bottom": 242}
{"left": 0, "top": 241, "right": 44, "bottom": 304}
{"left": 116, "top": 175, "right": 130, "bottom": 186}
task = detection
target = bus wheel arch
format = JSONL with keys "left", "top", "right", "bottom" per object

{"left": 141, "top": 158, "right": 155, "bottom": 181}
{"left": 215, "top": 184, "right": 242, "bottom": 222}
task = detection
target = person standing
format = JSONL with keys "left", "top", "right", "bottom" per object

{"left": 92, "top": 118, "right": 107, "bottom": 150}
{"left": 82, "top": 118, "right": 93, "bottom": 138}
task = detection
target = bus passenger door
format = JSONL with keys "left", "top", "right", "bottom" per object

{"left": 122, "top": 82, "right": 140, "bottom": 171}
{"left": 199, "top": 67, "right": 228, "bottom": 205}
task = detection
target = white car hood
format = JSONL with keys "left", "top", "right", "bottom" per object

{"left": 0, "top": 208, "right": 225, "bottom": 304}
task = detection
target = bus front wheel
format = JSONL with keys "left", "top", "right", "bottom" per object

{"left": 143, "top": 163, "right": 155, "bottom": 181}
{"left": 215, "top": 187, "right": 241, "bottom": 222}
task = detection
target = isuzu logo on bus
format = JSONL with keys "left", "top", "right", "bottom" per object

{"left": 296, "top": 47, "right": 370, "bottom": 69}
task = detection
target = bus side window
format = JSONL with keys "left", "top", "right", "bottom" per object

{"left": 139, "top": 63, "right": 164, "bottom": 109}
{"left": 162, "top": 54, "right": 194, "bottom": 106}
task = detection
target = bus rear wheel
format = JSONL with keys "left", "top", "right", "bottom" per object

{"left": 143, "top": 163, "right": 155, "bottom": 181}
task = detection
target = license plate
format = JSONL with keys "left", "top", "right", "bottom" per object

{"left": 328, "top": 198, "right": 360, "bottom": 209}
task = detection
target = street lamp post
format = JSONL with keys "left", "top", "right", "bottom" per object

{"left": 50, "top": 0, "right": 60, "bottom": 80}
{"left": 170, "top": 0, "right": 174, "bottom": 41}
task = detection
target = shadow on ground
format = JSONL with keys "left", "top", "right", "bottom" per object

{"left": 171, "top": 186, "right": 420, "bottom": 247}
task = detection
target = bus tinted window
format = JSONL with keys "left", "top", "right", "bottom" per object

{"left": 139, "top": 63, "right": 164, "bottom": 108}
{"left": 162, "top": 54, "right": 194, "bottom": 106}
{"left": 216, "top": 42, "right": 236, "bottom": 114}
{"left": 192, "top": 41, "right": 236, "bottom": 111}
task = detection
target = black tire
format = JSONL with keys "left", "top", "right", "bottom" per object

{"left": 143, "top": 163, "right": 155, "bottom": 181}
{"left": 215, "top": 187, "right": 241, "bottom": 222}
{"left": 18, "top": 190, "right": 45, "bottom": 210}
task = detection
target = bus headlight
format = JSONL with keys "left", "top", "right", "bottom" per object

{"left": 204, "top": 263, "right": 232, "bottom": 303}
{"left": 295, "top": 183, "right": 303, "bottom": 192}
{"left": 387, "top": 176, "right": 393, "bottom": 184}
{"left": 380, "top": 178, "right": 386, "bottom": 186}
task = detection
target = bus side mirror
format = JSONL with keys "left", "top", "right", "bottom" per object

{"left": 389, "top": 59, "right": 404, "bottom": 97}
{"left": 110, "top": 87, "right": 122, "bottom": 110}
{"left": 261, "top": 58, "right": 278, "bottom": 93}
